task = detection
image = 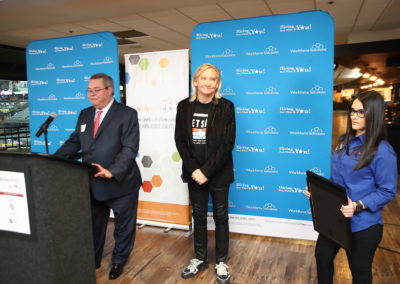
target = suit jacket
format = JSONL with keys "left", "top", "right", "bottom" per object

{"left": 175, "top": 97, "right": 236, "bottom": 186}
{"left": 55, "top": 100, "right": 142, "bottom": 201}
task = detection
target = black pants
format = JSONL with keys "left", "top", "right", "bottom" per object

{"left": 189, "top": 181, "right": 230, "bottom": 263}
{"left": 91, "top": 189, "right": 139, "bottom": 266}
{"left": 315, "top": 224, "right": 383, "bottom": 284}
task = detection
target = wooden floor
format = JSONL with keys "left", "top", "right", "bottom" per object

{"left": 96, "top": 111, "right": 400, "bottom": 283}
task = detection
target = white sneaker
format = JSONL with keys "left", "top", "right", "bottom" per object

{"left": 181, "top": 258, "right": 209, "bottom": 279}
{"left": 215, "top": 262, "right": 231, "bottom": 284}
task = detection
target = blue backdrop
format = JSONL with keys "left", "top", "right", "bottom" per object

{"left": 26, "top": 32, "right": 120, "bottom": 154}
{"left": 192, "top": 11, "right": 334, "bottom": 238}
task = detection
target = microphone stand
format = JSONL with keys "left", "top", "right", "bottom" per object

{"left": 44, "top": 129, "right": 49, "bottom": 154}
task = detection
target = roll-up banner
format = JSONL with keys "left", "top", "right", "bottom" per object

{"left": 26, "top": 32, "right": 120, "bottom": 154}
{"left": 191, "top": 11, "right": 333, "bottom": 240}
{"left": 125, "top": 50, "right": 190, "bottom": 229}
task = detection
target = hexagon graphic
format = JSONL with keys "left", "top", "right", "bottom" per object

{"left": 141, "top": 155, "right": 153, "bottom": 168}
{"left": 129, "top": 55, "right": 140, "bottom": 65}
{"left": 171, "top": 152, "right": 181, "bottom": 162}
{"left": 138, "top": 58, "right": 150, "bottom": 70}
{"left": 142, "top": 181, "right": 153, "bottom": 192}
{"left": 151, "top": 175, "right": 163, "bottom": 187}
{"left": 159, "top": 58, "right": 169, "bottom": 68}
{"left": 125, "top": 72, "right": 131, "bottom": 84}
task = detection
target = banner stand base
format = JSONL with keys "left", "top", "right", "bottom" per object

{"left": 137, "top": 219, "right": 190, "bottom": 232}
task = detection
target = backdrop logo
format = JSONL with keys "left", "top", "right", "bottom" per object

{"left": 205, "top": 49, "right": 235, "bottom": 58}
{"left": 236, "top": 28, "right": 266, "bottom": 36}
{"left": 289, "top": 167, "right": 324, "bottom": 176}
{"left": 56, "top": 78, "right": 76, "bottom": 84}
{"left": 83, "top": 76, "right": 91, "bottom": 82}
{"left": 35, "top": 62, "right": 56, "bottom": 71}
{"left": 290, "top": 85, "right": 326, "bottom": 95}
{"left": 31, "top": 110, "right": 51, "bottom": 116}
{"left": 82, "top": 42, "right": 104, "bottom": 49}
{"left": 280, "top": 107, "right": 311, "bottom": 114}
{"left": 279, "top": 147, "right": 311, "bottom": 155}
{"left": 236, "top": 182, "right": 265, "bottom": 191}
{"left": 64, "top": 92, "right": 85, "bottom": 100}
{"left": 28, "top": 49, "right": 47, "bottom": 55}
{"left": 30, "top": 80, "right": 48, "bottom": 86}
{"left": 64, "top": 128, "right": 75, "bottom": 132}
{"left": 59, "top": 140, "right": 65, "bottom": 146}
{"left": 246, "top": 46, "right": 279, "bottom": 56}
{"left": 277, "top": 185, "right": 304, "bottom": 193}
{"left": 280, "top": 66, "right": 312, "bottom": 73}
{"left": 228, "top": 200, "right": 236, "bottom": 208}
{"left": 289, "top": 127, "right": 326, "bottom": 136}
{"left": 37, "top": 93, "right": 57, "bottom": 101}
{"left": 280, "top": 24, "right": 312, "bottom": 32}
{"left": 236, "top": 68, "right": 266, "bottom": 75}
{"left": 34, "top": 140, "right": 52, "bottom": 146}
{"left": 236, "top": 107, "right": 266, "bottom": 114}
{"left": 58, "top": 110, "right": 77, "bottom": 115}
{"left": 290, "top": 42, "right": 327, "bottom": 53}
{"left": 246, "top": 86, "right": 279, "bottom": 95}
{"left": 90, "top": 56, "right": 113, "bottom": 65}
{"left": 245, "top": 165, "right": 278, "bottom": 174}
{"left": 236, "top": 145, "right": 265, "bottom": 153}
{"left": 309, "top": 167, "right": 325, "bottom": 176}
{"left": 221, "top": 88, "right": 236, "bottom": 96}
{"left": 288, "top": 169, "right": 306, "bottom": 175}
{"left": 288, "top": 208, "right": 312, "bottom": 214}
{"left": 246, "top": 203, "right": 277, "bottom": 211}
{"left": 54, "top": 46, "right": 74, "bottom": 52}
{"left": 62, "top": 60, "right": 84, "bottom": 68}
{"left": 195, "top": 32, "right": 223, "bottom": 40}
{"left": 245, "top": 126, "right": 279, "bottom": 135}
{"left": 47, "top": 124, "right": 59, "bottom": 132}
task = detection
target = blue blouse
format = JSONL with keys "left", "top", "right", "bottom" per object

{"left": 330, "top": 134, "right": 398, "bottom": 232}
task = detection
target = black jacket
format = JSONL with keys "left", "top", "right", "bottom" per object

{"left": 175, "top": 97, "right": 236, "bottom": 186}
{"left": 55, "top": 101, "right": 142, "bottom": 200}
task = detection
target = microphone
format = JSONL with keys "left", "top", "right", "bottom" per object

{"left": 35, "top": 112, "right": 57, "bottom": 137}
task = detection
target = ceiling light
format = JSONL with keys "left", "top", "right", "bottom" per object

{"left": 377, "top": 79, "right": 385, "bottom": 85}
{"left": 362, "top": 73, "right": 370, "bottom": 78}
{"left": 370, "top": 75, "right": 377, "bottom": 81}
{"left": 352, "top": 67, "right": 360, "bottom": 73}
{"left": 373, "top": 82, "right": 378, "bottom": 86}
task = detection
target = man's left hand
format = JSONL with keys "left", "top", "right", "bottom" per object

{"left": 92, "top": 163, "right": 113, "bottom": 179}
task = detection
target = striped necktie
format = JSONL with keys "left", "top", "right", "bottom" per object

{"left": 93, "top": 110, "right": 103, "bottom": 137}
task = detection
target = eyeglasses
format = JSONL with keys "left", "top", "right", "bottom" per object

{"left": 87, "top": 87, "right": 108, "bottom": 95}
{"left": 348, "top": 108, "right": 366, "bottom": 118}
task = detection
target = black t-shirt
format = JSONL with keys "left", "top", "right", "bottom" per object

{"left": 192, "top": 101, "right": 212, "bottom": 164}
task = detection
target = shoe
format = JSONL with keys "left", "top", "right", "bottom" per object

{"left": 215, "top": 262, "right": 230, "bottom": 284}
{"left": 181, "top": 258, "right": 209, "bottom": 279}
{"left": 109, "top": 263, "right": 124, "bottom": 280}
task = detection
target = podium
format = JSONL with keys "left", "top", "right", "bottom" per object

{"left": 0, "top": 152, "right": 96, "bottom": 284}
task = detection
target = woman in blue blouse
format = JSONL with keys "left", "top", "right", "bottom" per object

{"left": 305, "top": 90, "right": 397, "bottom": 283}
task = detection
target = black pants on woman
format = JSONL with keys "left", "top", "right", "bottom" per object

{"left": 188, "top": 181, "right": 229, "bottom": 263}
{"left": 315, "top": 224, "right": 383, "bottom": 284}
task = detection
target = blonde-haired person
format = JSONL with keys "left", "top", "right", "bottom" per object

{"left": 175, "top": 63, "right": 235, "bottom": 284}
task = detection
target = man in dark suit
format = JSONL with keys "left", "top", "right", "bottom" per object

{"left": 55, "top": 73, "right": 142, "bottom": 280}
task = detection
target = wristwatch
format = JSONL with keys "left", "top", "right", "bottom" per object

{"left": 355, "top": 200, "right": 363, "bottom": 213}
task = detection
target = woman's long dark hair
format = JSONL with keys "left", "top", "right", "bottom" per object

{"left": 338, "top": 90, "right": 387, "bottom": 169}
